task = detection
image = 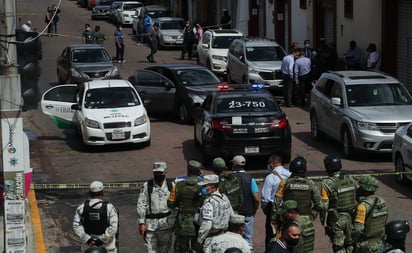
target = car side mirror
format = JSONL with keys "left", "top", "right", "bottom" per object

{"left": 331, "top": 97, "right": 342, "bottom": 106}
{"left": 165, "top": 82, "right": 174, "bottom": 89}
{"left": 202, "top": 43, "right": 209, "bottom": 49}
{"left": 71, "top": 104, "right": 80, "bottom": 110}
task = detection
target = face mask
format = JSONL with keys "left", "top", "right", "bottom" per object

{"left": 154, "top": 174, "right": 165, "bottom": 183}
{"left": 285, "top": 236, "right": 299, "bottom": 246}
{"left": 86, "top": 27, "right": 90, "bottom": 30}
{"left": 267, "top": 164, "right": 273, "bottom": 173}
{"left": 305, "top": 43, "right": 310, "bottom": 47}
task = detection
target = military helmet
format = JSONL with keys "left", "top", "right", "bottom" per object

{"left": 289, "top": 156, "right": 307, "bottom": 173}
{"left": 385, "top": 220, "right": 410, "bottom": 240}
{"left": 358, "top": 175, "right": 379, "bottom": 192}
{"left": 224, "top": 248, "right": 243, "bottom": 253}
{"left": 324, "top": 155, "right": 342, "bottom": 173}
{"left": 85, "top": 247, "right": 107, "bottom": 253}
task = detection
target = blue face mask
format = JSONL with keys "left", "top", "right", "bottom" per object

{"left": 267, "top": 164, "right": 273, "bottom": 173}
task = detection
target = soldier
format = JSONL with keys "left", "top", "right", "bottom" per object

{"left": 273, "top": 200, "right": 315, "bottom": 253}
{"left": 353, "top": 175, "right": 389, "bottom": 253}
{"left": 195, "top": 174, "right": 234, "bottom": 252}
{"left": 137, "top": 162, "right": 175, "bottom": 253}
{"left": 273, "top": 156, "right": 323, "bottom": 221}
{"left": 73, "top": 181, "right": 118, "bottom": 253}
{"left": 167, "top": 160, "right": 204, "bottom": 253}
{"left": 204, "top": 214, "right": 252, "bottom": 253}
{"left": 321, "top": 155, "right": 358, "bottom": 253}
{"left": 380, "top": 220, "right": 410, "bottom": 253}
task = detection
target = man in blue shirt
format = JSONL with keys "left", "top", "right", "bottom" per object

{"left": 114, "top": 24, "right": 125, "bottom": 63}
{"left": 141, "top": 12, "right": 152, "bottom": 44}
{"left": 294, "top": 49, "right": 312, "bottom": 107}
{"left": 344, "top": 40, "right": 362, "bottom": 70}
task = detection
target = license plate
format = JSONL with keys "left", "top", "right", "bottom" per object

{"left": 254, "top": 127, "right": 269, "bottom": 133}
{"left": 112, "top": 129, "right": 125, "bottom": 140}
{"left": 176, "top": 40, "right": 183, "bottom": 44}
{"left": 245, "top": 146, "right": 259, "bottom": 154}
{"left": 233, "top": 128, "right": 248, "bottom": 134}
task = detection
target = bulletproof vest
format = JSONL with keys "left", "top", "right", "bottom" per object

{"left": 176, "top": 177, "right": 202, "bottom": 214}
{"left": 329, "top": 173, "right": 357, "bottom": 212}
{"left": 82, "top": 200, "right": 108, "bottom": 235}
{"left": 233, "top": 172, "right": 254, "bottom": 216}
{"left": 295, "top": 215, "right": 315, "bottom": 253}
{"left": 363, "top": 196, "right": 389, "bottom": 239}
{"left": 219, "top": 174, "right": 243, "bottom": 212}
{"left": 284, "top": 177, "right": 313, "bottom": 217}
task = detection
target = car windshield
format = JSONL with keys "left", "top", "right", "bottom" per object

{"left": 124, "top": 3, "right": 142, "bottom": 10}
{"left": 147, "top": 10, "right": 171, "bottom": 18}
{"left": 97, "top": 0, "right": 113, "bottom": 5}
{"left": 176, "top": 68, "right": 220, "bottom": 86}
{"left": 346, "top": 83, "right": 412, "bottom": 106}
{"left": 212, "top": 36, "right": 242, "bottom": 49}
{"left": 216, "top": 96, "right": 279, "bottom": 113}
{"left": 160, "top": 20, "right": 184, "bottom": 30}
{"left": 71, "top": 49, "right": 111, "bottom": 63}
{"left": 84, "top": 87, "right": 141, "bottom": 109}
{"left": 246, "top": 46, "right": 285, "bottom": 61}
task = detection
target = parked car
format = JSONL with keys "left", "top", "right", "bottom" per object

{"left": 92, "top": 0, "right": 117, "bottom": 20}
{"left": 197, "top": 29, "right": 243, "bottom": 75}
{"left": 127, "top": 64, "right": 222, "bottom": 123}
{"left": 41, "top": 79, "right": 151, "bottom": 146}
{"left": 310, "top": 70, "right": 412, "bottom": 158}
{"left": 155, "top": 17, "right": 184, "bottom": 48}
{"left": 392, "top": 122, "right": 412, "bottom": 184}
{"left": 56, "top": 44, "right": 120, "bottom": 84}
{"left": 132, "top": 5, "right": 172, "bottom": 35}
{"left": 226, "top": 37, "right": 286, "bottom": 90}
{"left": 193, "top": 84, "right": 291, "bottom": 163}
{"left": 113, "top": 1, "right": 143, "bottom": 26}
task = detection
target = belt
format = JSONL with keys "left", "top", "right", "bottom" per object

{"left": 146, "top": 211, "right": 172, "bottom": 219}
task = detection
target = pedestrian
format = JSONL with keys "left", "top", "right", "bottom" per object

{"left": 147, "top": 23, "right": 158, "bottom": 63}
{"left": 141, "top": 12, "right": 152, "bottom": 45}
{"left": 281, "top": 43, "right": 299, "bottom": 107}
{"left": 21, "top": 20, "right": 33, "bottom": 32}
{"left": 230, "top": 155, "right": 260, "bottom": 249}
{"left": 220, "top": 9, "right": 232, "bottom": 29}
{"left": 194, "top": 174, "right": 234, "bottom": 252}
{"left": 195, "top": 23, "right": 203, "bottom": 43}
{"left": 366, "top": 43, "right": 380, "bottom": 70}
{"left": 137, "top": 162, "right": 175, "bottom": 253}
{"left": 312, "top": 38, "right": 331, "bottom": 80}
{"left": 274, "top": 200, "right": 315, "bottom": 253}
{"left": 82, "top": 24, "right": 95, "bottom": 44}
{"left": 180, "top": 20, "right": 196, "bottom": 60}
{"left": 114, "top": 24, "right": 125, "bottom": 63}
{"left": 167, "top": 160, "right": 204, "bottom": 253}
{"left": 73, "top": 181, "right": 118, "bottom": 253}
{"left": 344, "top": 40, "right": 362, "bottom": 70}
{"left": 204, "top": 214, "right": 252, "bottom": 253}
{"left": 320, "top": 156, "right": 358, "bottom": 253}
{"left": 261, "top": 154, "right": 291, "bottom": 250}
{"left": 294, "top": 49, "right": 312, "bottom": 107}
{"left": 265, "top": 222, "right": 301, "bottom": 253}
{"left": 353, "top": 175, "right": 389, "bottom": 253}
{"left": 303, "top": 39, "right": 313, "bottom": 59}
{"left": 45, "top": 6, "right": 53, "bottom": 35}
{"left": 380, "top": 220, "right": 410, "bottom": 253}
{"left": 273, "top": 156, "right": 324, "bottom": 221}
{"left": 94, "top": 25, "right": 105, "bottom": 45}
{"left": 51, "top": 4, "right": 61, "bottom": 36}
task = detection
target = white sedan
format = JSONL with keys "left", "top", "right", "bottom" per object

{"left": 41, "top": 79, "right": 151, "bottom": 147}
{"left": 392, "top": 122, "right": 412, "bottom": 184}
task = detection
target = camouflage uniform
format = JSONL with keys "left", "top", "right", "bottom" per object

{"left": 353, "top": 176, "right": 388, "bottom": 253}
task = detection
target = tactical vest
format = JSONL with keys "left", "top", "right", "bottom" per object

{"left": 233, "top": 172, "right": 254, "bottom": 216}
{"left": 219, "top": 174, "right": 243, "bottom": 212}
{"left": 329, "top": 173, "right": 357, "bottom": 212}
{"left": 295, "top": 215, "right": 315, "bottom": 253}
{"left": 176, "top": 177, "right": 202, "bottom": 214}
{"left": 82, "top": 200, "right": 108, "bottom": 235}
{"left": 363, "top": 196, "right": 388, "bottom": 239}
{"left": 284, "top": 177, "right": 313, "bottom": 217}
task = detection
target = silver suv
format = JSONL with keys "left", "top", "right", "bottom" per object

{"left": 226, "top": 37, "right": 286, "bottom": 89}
{"left": 310, "top": 71, "right": 412, "bottom": 157}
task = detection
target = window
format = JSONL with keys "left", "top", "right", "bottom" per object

{"left": 300, "top": 0, "right": 306, "bottom": 9}
{"left": 344, "top": 0, "right": 353, "bottom": 19}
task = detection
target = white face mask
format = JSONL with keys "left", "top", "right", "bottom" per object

{"left": 305, "top": 43, "right": 310, "bottom": 47}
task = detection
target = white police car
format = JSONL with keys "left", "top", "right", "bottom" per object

{"left": 41, "top": 79, "right": 151, "bottom": 146}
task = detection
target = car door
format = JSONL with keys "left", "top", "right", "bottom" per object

{"left": 41, "top": 84, "right": 79, "bottom": 129}
{"left": 196, "top": 95, "right": 213, "bottom": 146}
{"left": 324, "top": 81, "right": 344, "bottom": 140}
{"left": 130, "top": 70, "right": 176, "bottom": 114}
{"left": 313, "top": 78, "right": 334, "bottom": 134}
{"left": 197, "top": 32, "right": 210, "bottom": 66}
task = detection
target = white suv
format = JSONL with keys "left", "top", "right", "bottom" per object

{"left": 115, "top": 1, "right": 143, "bottom": 26}
{"left": 196, "top": 29, "right": 243, "bottom": 75}
{"left": 226, "top": 37, "right": 286, "bottom": 89}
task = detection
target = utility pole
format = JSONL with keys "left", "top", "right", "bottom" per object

{"left": 1, "top": 0, "right": 27, "bottom": 252}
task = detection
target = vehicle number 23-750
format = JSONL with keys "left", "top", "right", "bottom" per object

{"left": 228, "top": 100, "right": 266, "bottom": 108}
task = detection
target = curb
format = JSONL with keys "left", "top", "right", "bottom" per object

{"left": 28, "top": 187, "right": 46, "bottom": 253}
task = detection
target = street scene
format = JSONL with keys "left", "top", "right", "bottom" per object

{"left": 2, "top": 0, "right": 412, "bottom": 252}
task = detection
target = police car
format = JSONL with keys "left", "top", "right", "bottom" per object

{"left": 41, "top": 79, "right": 151, "bottom": 147}
{"left": 193, "top": 84, "right": 291, "bottom": 163}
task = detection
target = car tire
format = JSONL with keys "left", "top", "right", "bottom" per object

{"left": 178, "top": 103, "right": 190, "bottom": 124}
{"left": 310, "top": 112, "right": 323, "bottom": 140}
{"left": 395, "top": 155, "right": 410, "bottom": 184}
{"left": 342, "top": 127, "right": 355, "bottom": 158}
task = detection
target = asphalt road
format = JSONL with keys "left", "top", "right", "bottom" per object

{"left": 16, "top": 0, "right": 412, "bottom": 252}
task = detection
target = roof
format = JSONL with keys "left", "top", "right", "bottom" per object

{"left": 143, "top": 4, "right": 170, "bottom": 11}
{"left": 324, "top": 71, "right": 400, "bottom": 85}
{"left": 156, "top": 17, "right": 184, "bottom": 22}
{"left": 235, "top": 37, "right": 281, "bottom": 47}
{"left": 148, "top": 63, "right": 209, "bottom": 70}
{"left": 207, "top": 29, "right": 243, "bottom": 36}
{"left": 68, "top": 44, "right": 106, "bottom": 50}
{"left": 83, "top": 79, "right": 132, "bottom": 89}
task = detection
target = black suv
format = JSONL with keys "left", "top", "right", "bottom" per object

{"left": 193, "top": 85, "right": 292, "bottom": 163}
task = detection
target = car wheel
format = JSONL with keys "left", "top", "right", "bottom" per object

{"left": 395, "top": 155, "right": 410, "bottom": 184}
{"left": 342, "top": 128, "right": 355, "bottom": 158}
{"left": 178, "top": 103, "right": 190, "bottom": 124}
{"left": 310, "top": 112, "right": 323, "bottom": 140}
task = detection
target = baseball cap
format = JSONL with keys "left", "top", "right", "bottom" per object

{"left": 89, "top": 181, "right": 104, "bottom": 193}
{"left": 229, "top": 214, "right": 245, "bottom": 225}
{"left": 358, "top": 175, "right": 379, "bottom": 192}
{"left": 212, "top": 157, "right": 226, "bottom": 171}
{"left": 198, "top": 174, "right": 219, "bottom": 186}
{"left": 232, "top": 155, "right": 246, "bottom": 166}
{"left": 153, "top": 162, "right": 167, "bottom": 172}
{"left": 188, "top": 160, "right": 202, "bottom": 170}
{"left": 282, "top": 200, "right": 298, "bottom": 211}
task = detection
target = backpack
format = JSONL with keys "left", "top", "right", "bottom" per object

{"left": 147, "top": 178, "right": 173, "bottom": 214}
{"left": 219, "top": 174, "right": 243, "bottom": 211}
{"left": 82, "top": 200, "right": 108, "bottom": 235}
